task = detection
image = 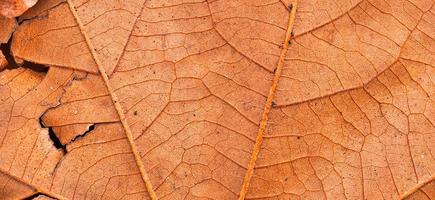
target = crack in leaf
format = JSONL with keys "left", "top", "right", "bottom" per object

{"left": 65, "top": 0, "right": 157, "bottom": 199}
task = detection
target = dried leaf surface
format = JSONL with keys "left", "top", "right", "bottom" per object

{"left": 0, "top": 16, "right": 16, "bottom": 43}
{"left": 246, "top": 4, "right": 435, "bottom": 199}
{"left": 0, "top": 171, "right": 36, "bottom": 199}
{"left": 1, "top": 0, "right": 434, "bottom": 199}
{"left": 0, "top": 0, "right": 38, "bottom": 18}
{"left": 405, "top": 181, "right": 435, "bottom": 200}
{"left": 0, "top": 51, "right": 7, "bottom": 71}
{"left": 0, "top": 68, "right": 148, "bottom": 199}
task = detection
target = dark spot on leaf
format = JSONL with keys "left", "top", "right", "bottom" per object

{"left": 288, "top": 4, "right": 293, "bottom": 11}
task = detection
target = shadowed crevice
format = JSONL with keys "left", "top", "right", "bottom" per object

{"left": 70, "top": 124, "right": 95, "bottom": 144}
{"left": 22, "top": 193, "right": 55, "bottom": 200}
{"left": 18, "top": 0, "right": 66, "bottom": 24}
{"left": 0, "top": 35, "right": 48, "bottom": 73}
{"left": 0, "top": 41, "right": 18, "bottom": 69}
{"left": 38, "top": 117, "right": 67, "bottom": 154}
{"left": 22, "top": 193, "right": 43, "bottom": 200}
{"left": 22, "top": 61, "right": 49, "bottom": 72}
{"left": 39, "top": 112, "right": 98, "bottom": 152}
{"left": 49, "top": 123, "right": 97, "bottom": 175}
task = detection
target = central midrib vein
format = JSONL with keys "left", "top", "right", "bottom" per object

{"left": 65, "top": 0, "right": 299, "bottom": 199}
{"left": 65, "top": 0, "right": 157, "bottom": 199}
{"left": 238, "top": 1, "right": 299, "bottom": 199}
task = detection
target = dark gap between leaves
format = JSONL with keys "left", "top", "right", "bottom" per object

{"left": 39, "top": 117, "right": 66, "bottom": 154}
{"left": 1, "top": 34, "right": 48, "bottom": 73}
{"left": 70, "top": 124, "right": 96, "bottom": 143}
{"left": 0, "top": 42, "right": 18, "bottom": 68}
{"left": 22, "top": 192, "right": 43, "bottom": 200}
{"left": 0, "top": 18, "right": 17, "bottom": 69}
{"left": 22, "top": 61, "right": 49, "bottom": 73}
{"left": 86, "top": 124, "right": 95, "bottom": 133}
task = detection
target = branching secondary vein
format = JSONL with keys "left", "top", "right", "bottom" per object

{"left": 238, "top": 1, "right": 299, "bottom": 199}
{"left": 65, "top": 1, "right": 157, "bottom": 199}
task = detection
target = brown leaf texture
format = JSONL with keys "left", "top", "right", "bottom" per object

{"left": 0, "top": 0, "right": 38, "bottom": 18}
{"left": 0, "top": 170, "right": 36, "bottom": 199}
{"left": 1, "top": 0, "right": 434, "bottom": 199}
{"left": 405, "top": 181, "right": 435, "bottom": 200}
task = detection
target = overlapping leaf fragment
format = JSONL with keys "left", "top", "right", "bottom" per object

{"left": 0, "top": 16, "right": 16, "bottom": 43}
{"left": 405, "top": 181, "right": 435, "bottom": 200}
{"left": 25, "top": 0, "right": 289, "bottom": 198}
{"left": 0, "top": 67, "right": 150, "bottom": 199}
{"left": 12, "top": 0, "right": 152, "bottom": 75}
{"left": 0, "top": 15, "right": 16, "bottom": 71}
{"left": 0, "top": 0, "right": 38, "bottom": 18}
{"left": 0, "top": 171, "right": 36, "bottom": 199}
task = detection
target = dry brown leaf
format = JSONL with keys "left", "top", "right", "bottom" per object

{"left": 0, "top": 0, "right": 38, "bottom": 18}
{"left": 0, "top": 51, "right": 7, "bottom": 71}
{"left": 0, "top": 0, "right": 434, "bottom": 199}
{"left": 405, "top": 181, "right": 435, "bottom": 200}
{"left": 0, "top": 170, "right": 36, "bottom": 199}
{"left": 0, "top": 16, "right": 16, "bottom": 43}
